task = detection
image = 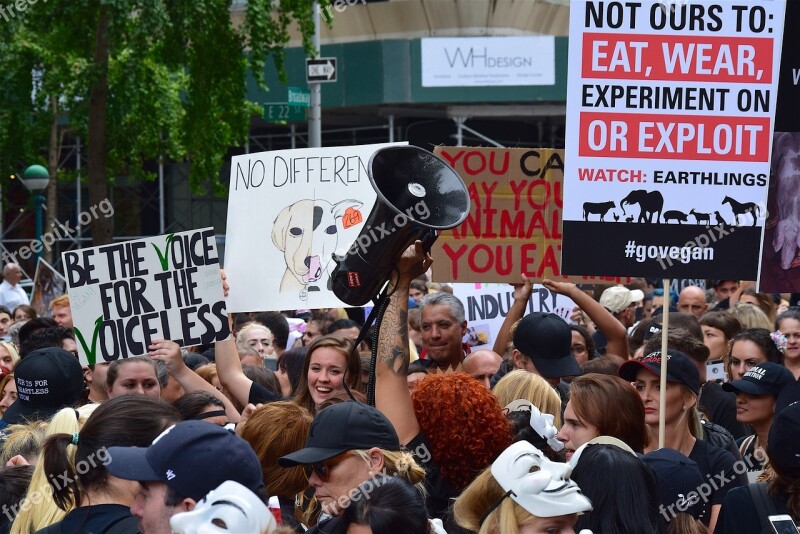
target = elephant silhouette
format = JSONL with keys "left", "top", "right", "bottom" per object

{"left": 620, "top": 190, "right": 664, "bottom": 223}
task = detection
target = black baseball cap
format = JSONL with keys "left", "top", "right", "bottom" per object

{"left": 619, "top": 349, "right": 701, "bottom": 395}
{"left": 643, "top": 448, "right": 707, "bottom": 520}
{"left": 279, "top": 402, "right": 400, "bottom": 467}
{"left": 768, "top": 402, "right": 800, "bottom": 477}
{"left": 105, "top": 421, "right": 264, "bottom": 502}
{"left": 722, "top": 362, "right": 794, "bottom": 397}
{"left": 3, "top": 347, "right": 84, "bottom": 425}
{"left": 512, "top": 312, "right": 580, "bottom": 379}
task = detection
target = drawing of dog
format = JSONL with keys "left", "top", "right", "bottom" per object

{"left": 272, "top": 198, "right": 363, "bottom": 297}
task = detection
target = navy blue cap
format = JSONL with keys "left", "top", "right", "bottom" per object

{"left": 775, "top": 380, "right": 800, "bottom": 414}
{"left": 722, "top": 362, "right": 794, "bottom": 397}
{"left": 105, "top": 421, "right": 264, "bottom": 501}
{"left": 618, "top": 349, "right": 700, "bottom": 395}
{"left": 768, "top": 402, "right": 800, "bottom": 478}
{"left": 643, "top": 448, "right": 707, "bottom": 521}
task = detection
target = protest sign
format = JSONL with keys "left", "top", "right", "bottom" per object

{"left": 452, "top": 282, "right": 576, "bottom": 352}
{"left": 561, "top": 0, "right": 786, "bottom": 280}
{"left": 62, "top": 228, "right": 228, "bottom": 365}
{"left": 224, "top": 142, "right": 406, "bottom": 312}
{"left": 432, "top": 146, "right": 632, "bottom": 285}
{"left": 30, "top": 258, "right": 66, "bottom": 318}
{"left": 758, "top": 0, "right": 800, "bottom": 292}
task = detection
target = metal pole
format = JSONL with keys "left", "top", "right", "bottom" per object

{"left": 35, "top": 193, "right": 44, "bottom": 259}
{"left": 76, "top": 137, "right": 82, "bottom": 239}
{"left": 388, "top": 114, "right": 395, "bottom": 143}
{"left": 158, "top": 155, "right": 165, "bottom": 234}
{"left": 658, "top": 278, "right": 670, "bottom": 449}
{"left": 308, "top": 1, "right": 322, "bottom": 148}
{"left": 291, "top": 124, "right": 297, "bottom": 149}
{"left": 455, "top": 117, "right": 464, "bottom": 145}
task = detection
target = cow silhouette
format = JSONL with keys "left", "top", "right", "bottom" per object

{"left": 583, "top": 201, "right": 616, "bottom": 222}
{"left": 620, "top": 190, "right": 664, "bottom": 223}
{"left": 663, "top": 210, "right": 689, "bottom": 224}
{"left": 690, "top": 209, "right": 711, "bottom": 227}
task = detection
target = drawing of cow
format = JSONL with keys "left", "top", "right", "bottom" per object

{"left": 583, "top": 201, "right": 616, "bottom": 222}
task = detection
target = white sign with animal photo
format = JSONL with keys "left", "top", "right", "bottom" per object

{"left": 560, "top": 0, "right": 786, "bottom": 280}
{"left": 452, "top": 282, "right": 577, "bottom": 352}
{"left": 224, "top": 142, "right": 408, "bottom": 312}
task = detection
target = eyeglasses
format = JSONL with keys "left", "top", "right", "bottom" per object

{"left": 303, "top": 452, "right": 350, "bottom": 482}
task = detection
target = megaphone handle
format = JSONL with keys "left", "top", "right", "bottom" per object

{"left": 420, "top": 229, "right": 439, "bottom": 254}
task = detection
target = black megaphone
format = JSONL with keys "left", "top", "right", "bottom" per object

{"left": 330, "top": 146, "right": 470, "bottom": 306}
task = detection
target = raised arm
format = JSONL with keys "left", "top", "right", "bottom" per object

{"left": 213, "top": 335, "right": 254, "bottom": 408}
{"left": 375, "top": 241, "right": 429, "bottom": 445}
{"left": 149, "top": 339, "right": 241, "bottom": 423}
{"left": 543, "top": 279, "right": 629, "bottom": 358}
{"left": 492, "top": 274, "right": 533, "bottom": 356}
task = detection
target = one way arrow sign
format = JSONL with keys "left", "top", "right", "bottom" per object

{"left": 306, "top": 58, "right": 337, "bottom": 83}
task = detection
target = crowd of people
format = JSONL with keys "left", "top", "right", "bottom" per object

{"left": 0, "top": 252, "right": 798, "bottom": 533}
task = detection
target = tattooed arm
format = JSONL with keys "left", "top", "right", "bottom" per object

{"left": 375, "top": 241, "right": 429, "bottom": 445}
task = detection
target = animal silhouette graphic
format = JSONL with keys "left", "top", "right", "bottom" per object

{"left": 690, "top": 209, "right": 711, "bottom": 226}
{"left": 714, "top": 211, "right": 727, "bottom": 226}
{"left": 625, "top": 216, "right": 634, "bottom": 223}
{"left": 272, "top": 198, "right": 363, "bottom": 299}
{"left": 722, "top": 196, "right": 760, "bottom": 227}
{"left": 663, "top": 210, "right": 689, "bottom": 224}
{"left": 583, "top": 201, "right": 616, "bottom": 222}
{"left": 620, "top": 190, "right": 664, "bottom": 223}
{"left": 613, "top": 213, "right": 620, "bottom": 222}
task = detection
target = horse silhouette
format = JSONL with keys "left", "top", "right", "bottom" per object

{"left": 722, "top": 196, "right": 760, "bottom": 227}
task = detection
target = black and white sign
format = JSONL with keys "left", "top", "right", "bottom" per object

{"left": 306, "top": 58, "right": 337, "bottom": 83}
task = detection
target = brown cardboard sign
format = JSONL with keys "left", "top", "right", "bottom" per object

{"left": 433, "top": 146, "right": 630, "bottom": 284}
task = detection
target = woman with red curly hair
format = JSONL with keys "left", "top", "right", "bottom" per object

{"left": 376, "top": 242, "right": 513, "bottom": 523}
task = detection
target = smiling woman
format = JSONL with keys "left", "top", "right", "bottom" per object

{"left": 293, "top": 335, "right": 360, "bottom": 414}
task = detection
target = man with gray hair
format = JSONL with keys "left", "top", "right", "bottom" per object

{"left": 0, "top": 263, "right": 29, "bottom": 310}
{"left": 417, "top": 292, "right": 469, "bottom": 372}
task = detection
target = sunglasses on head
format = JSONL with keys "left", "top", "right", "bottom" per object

{"left": 303, "top": 452, "right": 350, "bottom": 482}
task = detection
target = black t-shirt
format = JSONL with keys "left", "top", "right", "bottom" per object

{"left": 405, "top": 433, "right": 458, "bottom": 522}
{"left": 248, "top": 382, "right": 283, "bottom": 405}
{"left": 34, "top": 504, "right": 138, "bottom": 534}
{"left": 688, "top": 439, "right": 747, "bottom": 512}
{"left": 699, "top": 381, "right": 750, "bottom": 440}
{"left": 714, "top": 484, "right": 791, "bottom": 534}
{"left": 305, "top": 516, "right": 347, "bottom": 534}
